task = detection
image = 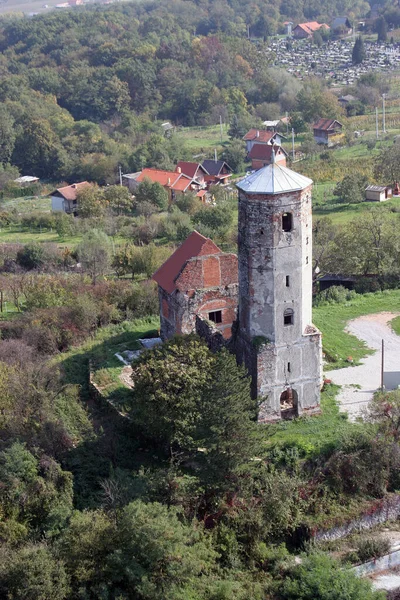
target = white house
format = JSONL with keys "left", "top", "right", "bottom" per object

{"left": 50, "top": 181, "right": 90, "bottom": 213}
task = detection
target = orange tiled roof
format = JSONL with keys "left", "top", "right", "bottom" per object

{"left": 52, "top": 181, "right": 90, "bottom": 201}
{"left": 153, "top": 230, "right": 221, "bottom": 294}
{"left": 137, "top": 168, "right": 194, "bottom": 191}
{"left": 243, "top": 129, "right": 276, "bottom": 143}
{"left": 249, "top": 144, "right": 288, "bottom": 160}
{"left": 313, "top": 118, "right": 342, "bottom": 131}
{"left": 295, "top": 21, "right": 330, "bottom": 34}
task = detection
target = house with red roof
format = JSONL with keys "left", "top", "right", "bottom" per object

{"left": 293, "top": 21, "right": 329, "bottom": 39}
{"left": 50, "top": 181, "right": 91, "bottom": 214}
{"left": 123, "top": 168, "right": 203, "bottom": 202}
{"left": 176, "top": 161, "right": 209, "bottom": 186}
{"left": 243, "top": 129, "right": 285, "bottom": 154}
{"left": 249, "top": 144, "right": 288, "bottom": 170}
{"left": 313, "top": 118, "right": 343, "bottom": 145}
{"left": 153, "top": 230, "right": 238, "bottom": 340}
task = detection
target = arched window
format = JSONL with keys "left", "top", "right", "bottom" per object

{"left": 284, "top": 308, "right": 294, "bottom": 326}
{"left": 282, "top": 212, "right": 293, "bottom": 232}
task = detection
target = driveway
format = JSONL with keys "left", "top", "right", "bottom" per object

{"left": 329, "top": 312, "right": 400, "bottom": 420}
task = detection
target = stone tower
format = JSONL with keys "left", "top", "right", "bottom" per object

{"left": 236, "top": 156, "right": 322, "bottom": 421}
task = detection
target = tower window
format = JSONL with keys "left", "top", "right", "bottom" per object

{"left": 306, "top": 256, "right": 309, "bottom": 264}
{"left": 282, "top": 212, "right": 293, "bottom": 232}
{"left": 208, "top": 310, "right": 222, "bottom": 324}
{"left": 284, "top": 308, "right": 294, "bottom": 326}
{"left": 286, "top": 276, "right": 290, "bottom": 287}
{"left": 287, "top": 362, "right": 291, "bottom": 373}
{"left": 306, "top": 236, "right": 309, "bottom": 245}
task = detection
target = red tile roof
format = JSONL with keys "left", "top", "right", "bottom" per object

{"left": 249, "top": 144, "right": 288, "bottom": 160}
{"left": 52, "top": 181, "right": 90, "bottom": 201}
{"left": 243, "top": 129, "right": 276, "bottom": 143}
{"left": 313, "top": 118, "right": 343, "bottom": 131}
{"left": 153, "top": 231, "right": 221, "bottom": 294}
{"left": 295, "top": 21, "right": 330, "bottom": 35}
{"left": 136, "top": 168, "right": 193, "bottom": 190}
{"left": 176, "top": 161, "right": 209, "bottom": 179}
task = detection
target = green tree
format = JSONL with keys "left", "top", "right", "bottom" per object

{"left": 222, "top": 139, "right": 247, "bottom": 172}
{"left": 194, "top": 204, "right": 233, "bottom": 233}
{"left": 77, "top": 184, "right": 106, "bottom": 218}
{"left": 334, "top": 173, "right": 366, "bottom": 204}
{"left": 0, "top": 544, "right": 69, "bottom": 600}
{"left": 375, "top": 17, "right": 388, "bottom": 42}
{"left": 77, "top": 229, "right": 111, "bottom": 284}
{"left": 130, "top": 335, "right": 215, "bottom": 458}
{"left": 297, "top": 80, "right": 343, "bottom": 123}
{"left": 104, "top": 185, "right": 134, "bottom": 215}
{"left": 374, "top": 141, "right": 400, "bottom": 182}
{"left": 281, "top": 553, "right": 385, "bottom": 600}
{"left": 0, "top": 107, "right": 16, "bottom": 164}
{"left": 135, "top": 179, "right": 168, "bottom": 211}
{"left": 12, "top": 118, "right": 65, "bottom": 179}
{"left": 352, "top": 36, "right": 366, "bottom": 65}
{"left": 16, "top": 243, "right": 45, "bottom": 270}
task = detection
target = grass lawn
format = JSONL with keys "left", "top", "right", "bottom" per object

{"left": 314, "top": 289, "right": 400, "bottom": 370}
{"left": 1, "top": 195, "right": 51, "bottom": 213}
{"left": 176, "top": 124, "right": 229, "bottom": 156}
{"left": 391, "top": 315, "right": 400, "bottom": 335}
{"left": 313, "top": 195, "right": 400, "bottom": 224}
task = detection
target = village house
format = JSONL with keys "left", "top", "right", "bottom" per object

{"left": 331, "top": 16, "right": 352, "bottom": 35}
{"left": 175, "top": 161, "right": 209, "bottom": 186}
{"left": 50, "top": 181, "right": 90, "bottom": 214}
{"left": 153, "top": 230, "right": 238, "bottom": 340}
{"left": 365, "top": 184, "right": 393, "bottom": 202}
{"left": 292, "top": 21, "right": 329, "bottom": 39}
{"left": 14, "top": 176, "right": 39, "bottom": 187}
{"left": 313, "top": 118, "right": 343, "bottom": 146}
{"left": 248, "top": 144, "right": 288, "bottom": 170}
{"left": 202, "top": 159, "right": 233, "bottom": 186}
{"left": 243, "top": 129, "right": 284, "bottom": 153}
{"left": 122, "top": 168, "right": 203, "bottom": 202}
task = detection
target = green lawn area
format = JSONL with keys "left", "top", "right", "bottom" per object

{"left": 176, "top": 124, "right": 229, "bottom": 156}
{"left": 313, "top": 195, "right": 400, "bottom": 224}
{"left": 1, "top": 195, "right": 52, "bottom": 213}
{"left": 314, "top": 289, "right": 400, "bottom": 370}
{"left": 391, "top": 315, "right": 400, "bottom": 335}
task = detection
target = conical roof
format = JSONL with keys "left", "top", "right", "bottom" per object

{"left": 236, "top": 162, "right": 313, "bottom": 195}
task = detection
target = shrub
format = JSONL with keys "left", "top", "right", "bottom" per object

{"left": 355, "top": 537, "right": 390, "bottom": 563}
{"left": 16, "top": 243, "right": 45, "bottom": 270}
{"left": 316, "top": 285, "right": 357, "bottom": 305}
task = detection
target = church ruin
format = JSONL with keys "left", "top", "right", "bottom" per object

{"left": 153, "top": 157, "right": 323, "bottom": 421}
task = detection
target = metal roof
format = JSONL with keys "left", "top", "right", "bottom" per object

{"left": 236, "top": 161, "right": 313, "bottom": 195}
{"left": 365, "top": 185, "right": 388, "bottom": 192}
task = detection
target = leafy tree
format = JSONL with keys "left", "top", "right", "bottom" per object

{"left": 12, "top": 117, "right": 65, "bottom": 179}
{"left": 194, "top": 204, "right": 233, "bottom": 233}
{"left": 0, "top": 544, "right": 69, "bottom": 600}
{"left": 130, "top": 335, "right": 215, "bottom": 458}
{"left": 222, "top": 139, "right": 247, "bottom": 172}
{"left": 374, "top": 141, "right": 400, "bottom": 182}
{"left": 77, "top": 229, "right": 111, "bottom": 284}
{"left": 280, "top": 553, "right": 385, "bottom": 600}
{"left": 0, "top": 107, "right": 16, "bottom": 164}
{"left": 296, "top": 80, "right": 343, "bottom": 123}
{"left": 352, "top": 36, "right": 366, "bottom": 65}
{"left": 369, "top": 389, "right": 400, "bottom": 441}
{"left": 16, "top": 243, "right": 45, "bottom": 270}
{"left": 77, "top": 184, "right": 106, "bottom": 218}
{"left": 375, "top": 17, "right": 388, "bottom": 42}
{"left": 135, "top": 179, "right": 168, "bottom": 211}
{"left": 103, "top": 185, "right": 134, "bottom": 215}
{"left": 334, "top": 173, "right": 366, "bottom": 204}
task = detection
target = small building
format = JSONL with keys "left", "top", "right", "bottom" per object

{"left": 313, "top": 118, "right": 343, "bottom": 146}
{"left": 14, "top": 176, "right": 39, "bottom": 187}
{"left": 338, "top": 94, "right": 357, "bottom": 107}
{"left": 153, "top": 230, "right": 238, "bottom": 341}
{"left": 331, "top": 16, "right": 352, "bottom": 35}
{"left": 365, "top": 185, "right": 392, "bottom": 202}
{"left": 124, "top": 168, "right": 202, "bottom": 202}
{"left": 202, "top": 160, "right": 233, "bottom": 186}
{"left": 292, "top": 21, "right": 330, "bottom": 39}
{"left": 248, "top": 144, "right": 288, "bottom": 170}
{"left": 50, "top": 181, "right": 90, "bottom": 214}
{"left": 243, "top": 129, "right": 284, "bottom": 153}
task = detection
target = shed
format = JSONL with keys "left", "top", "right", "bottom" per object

{"left": 365, "top": 185, "right": 392, "bottom": 202}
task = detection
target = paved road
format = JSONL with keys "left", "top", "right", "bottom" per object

{"left": 329, "top": 312, "right": 400, "bottom": 420}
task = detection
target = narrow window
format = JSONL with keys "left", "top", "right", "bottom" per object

{"left": 286, "top": 275, "right": 290, "bottom": 287}
{"left": 208, "top": 310, "right": 222, "bottom": 324}
{"left": 287, "top": 362, "right": 291, "bottom": 373}
{"left": 260, "top": 228, "right": 264, "bottom": 235}
{"left": 306, "top": 256, "right": 309, "bottom": 264}
{"left": 306, "top": 236, "right": 309, "bottom": 245}
{"left": 282, "top": 212, "right": 293, "bottom": 232}
{"left": 284, "top": 308, "right": 294, "bottom": 326}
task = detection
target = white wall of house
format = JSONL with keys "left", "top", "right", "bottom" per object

{"left": 51, "top": 196, "right": 65, "bottom": 212}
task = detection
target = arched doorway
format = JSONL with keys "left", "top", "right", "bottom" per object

{"left": 280, "top": 388, "right": 298, "bottom": 420}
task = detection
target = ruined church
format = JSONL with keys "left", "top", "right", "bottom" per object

{"left": 153, "top": 157, "right": 323, "bottom": 421}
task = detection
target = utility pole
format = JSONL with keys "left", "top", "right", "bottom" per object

{"left": 219, "top": 115, "right": 223, "bottom": 143}
{"left": 376, "top": 107, "right": 379, "bottom": 139}
{"left": 382, "top": 94, "right": 386, "bottom": 134}
{"left": 381, "top": 339, "right": 385, "bottom": 391}
{"left": 291, "top": 128, "right": 295, "bottom": 161}
{"left": 286, "top": 111, "right": 289, "bottom": 135}
{"left": 118, "top": 164, "right": 123, "bottom": 186}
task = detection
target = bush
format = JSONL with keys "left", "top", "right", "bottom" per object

{"left": 316, "top": 285, "right": 357, "bottom": 305}
{"left": 355, "top": 536, "right": 390, "bottom": 563}
{"left": 16, "top": 243, "right": 45, "bottom": 270}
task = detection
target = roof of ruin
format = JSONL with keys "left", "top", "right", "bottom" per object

{"left": 236, "top": 162, "right": 313, "bottom": 195}
{"left": 152, "top": 230, "right": 221, "bottom": 293}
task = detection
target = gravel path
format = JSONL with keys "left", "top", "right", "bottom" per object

{"left": 329, "top": 312, "right": 400, "bottom": 420}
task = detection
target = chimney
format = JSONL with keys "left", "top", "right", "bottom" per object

{"left": 167, "top": 177, "right": 171, "bottom": 186}
{"left": 214, "top": 149, "right": 217, "bottom": 162}
{"left": 256, "top": 130, "right": 260, "bottom": 138}
{"left": 176, "top": 166, "right": 181, "bottom": 174}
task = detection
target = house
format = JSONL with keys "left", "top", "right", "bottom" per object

{"left": 124, "top": 168, "right": 202, "bottom": 202}
{"left": 50, "top": 181, "right": 90, "bottom": 214}
{"left": 248, "top": 144, "right": 288, "bottom": 170}
{"left": 331, "top": 16, "right": 352, "bottom": 35}
{"left": 202, "top": 160, "right": 232, "bottom": 186}
{"left": 175, "top": 161, "right": 209, "bottom": 186}
{"left": 243, "top": 129, "right": 285, "bottom": 153}
{"left": 14, "top": 176, "right": 39, "bottom": 187}
{"left": 153, "top": 230, "right": 238, "bottom": 340}
{"left": 338, "top": 94, "right": 357, "bottom": 106}
{"left": 365, "top": 185, "right": 392, "bottom": 202}
{"left": 313, "top": 118, "right": 343, "bottom": 145}
{"left": 292, "top": 22, "right": 330, "bottom": 39}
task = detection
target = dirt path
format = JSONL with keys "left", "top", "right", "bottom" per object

{"left": 330, "top": 312, "right": 400, "bottom": 420}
